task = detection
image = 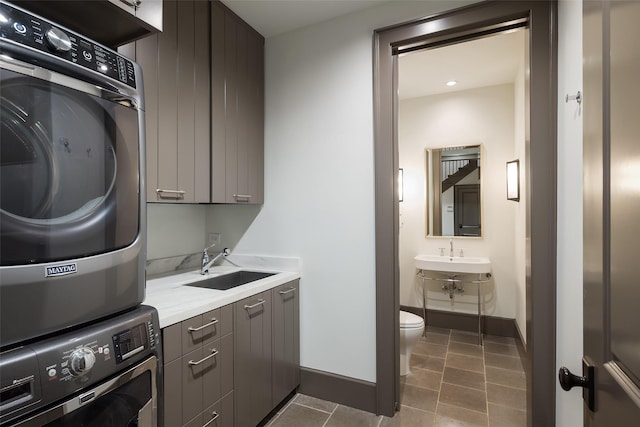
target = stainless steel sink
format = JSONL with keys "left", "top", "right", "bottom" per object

{"left": 186, "top": 270, "right": 276, "bottom": 290}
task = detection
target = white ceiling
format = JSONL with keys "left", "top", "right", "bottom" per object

{"left": 398, "top": 29, "right": 525, "bottom": 100}
{"left": 220, "top": 0, "right": 387, "bottom": 38}
{"left": 219, "top": 1, "right": 525, "bottom": 100}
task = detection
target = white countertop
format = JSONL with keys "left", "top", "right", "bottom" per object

{"left": 144, "top": 256, "right": 301, "bottom": 329}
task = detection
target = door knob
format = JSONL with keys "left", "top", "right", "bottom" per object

{"left": 558, "top": 359, "right": 596, "bottom": 412}
{"left": 559, "top": 366, "right": 588, "bottom": 391}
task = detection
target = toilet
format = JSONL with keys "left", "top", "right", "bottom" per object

{"left": 399, "top": 310, "right": 425, "bottom": 376}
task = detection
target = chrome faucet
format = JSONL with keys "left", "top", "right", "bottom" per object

{"left": 201, "top": 245, "right": 230, "bottom": 274}
{"left": 449, "top": 239, "right": 454, "bottom": 258}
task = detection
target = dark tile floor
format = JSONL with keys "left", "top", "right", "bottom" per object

{"left": 265, "top": 326, "right": 527, "bottom": 427}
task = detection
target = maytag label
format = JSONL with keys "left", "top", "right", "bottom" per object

{"left": 45, "top": 263, "right": 78, "bottom": 278}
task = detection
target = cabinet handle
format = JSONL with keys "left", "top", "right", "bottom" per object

{"left": 233, "top": 194, "right": 252, "bottom": 201}
{"left": 119, "top": 0, "right": 141, "bottom": 8}
{"left": 244, "top": 299, "right": 265, "bottom": 310}
{"left": 156, "top": 188, "right": 185, "bottom": 199}
{"left": 203, "top": 411, "right": 220, "bottom": 427}
{"left": 188, "top": 349, "right": 219, "bottom": 366}
{"left": 187, "top": 318, "right": 219, "bottom": 333}
{"left": 279, "top": 287, "right": 296, "bottom": 295}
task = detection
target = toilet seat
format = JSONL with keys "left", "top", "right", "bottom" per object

{"left": 400, "top": 310, "right": 424, "bottom": 329}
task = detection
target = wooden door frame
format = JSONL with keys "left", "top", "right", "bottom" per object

{"left": 372, "top": 1, "right": 558, "bottom": 425}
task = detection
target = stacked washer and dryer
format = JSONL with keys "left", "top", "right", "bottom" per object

{"left": 0, "top": 2, "right": 160, "bottom": 425}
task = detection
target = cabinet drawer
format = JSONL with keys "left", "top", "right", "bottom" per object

{"left": 203, "top": 334, "right": 234, "bottom": 408}
{"left": 182, "top": 305, "right": 232, "bottom": 354}
{"left": 204, "top": 391, "right": 234, "bottom": 427}
{"left": 177, "top": 333, "right": 234, "bottom": 426}
{"left": 163, "top": 322, "right": 183, "bottom": 364}
{"left": 183, "top": 347, "right": 205, "bottom": 424}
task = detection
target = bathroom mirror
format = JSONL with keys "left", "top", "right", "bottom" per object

{"left": 425, "top": 145, "right": 482, "bottom": 237}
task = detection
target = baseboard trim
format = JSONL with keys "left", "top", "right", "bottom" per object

{"left": 400, "top": 305, "right": 516, "bottom": 337}
{"left": 299, "top": 367, "right": 377, "bottom": 414}
{"left": 514, "top": 323, "right": 528, "bottom": 374}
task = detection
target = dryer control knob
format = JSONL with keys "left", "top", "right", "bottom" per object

{"left": 45, "top": 27, "right": 72, "bottom": 52}
{"left": 69, "top": 347, "right": 96, "bottom": 376}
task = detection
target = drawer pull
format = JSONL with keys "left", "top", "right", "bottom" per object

{"left": 233, "top": 194, "right": 252, "bottom": 201}
{"left": 188, "top": 349, "right": 219, "bottom": 366}
{"left": 244, "top": 299, "right": 265, "bottom": 310}
{"left": 156, "top": 189, "right": 185, "bottom": 199}
{"left": 187, "top": 318, "right": 219, "bottom": 333}
{"left": 203, "top": 411, "right": 220, "bottom": 427}
{"left": 279, "top": 287, "right": 296, "bottom": 295}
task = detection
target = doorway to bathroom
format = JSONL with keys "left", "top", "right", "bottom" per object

{"left": 373, "top": 2, "right": 557, "bottom": 425}
{"left": 396, "top": 26, "right": 528, "bottom": 425}
{"left": 397, "top": 28, "right": 527, "bottom": 328}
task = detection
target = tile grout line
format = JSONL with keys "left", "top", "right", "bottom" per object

{"left": 266, "top": 393, "right": 299, "bottom": 426}
{"left": 485, "top": 379, "right": 527, "bottom": 391}
{"left": 483, "top": 344, "right": 491, "bottom": 427}
{"left": 292, "top": 402, "right": 336, "bottom": 415}
{"left": 432, "top": 329, "right": 450, "bottom": 423}
{"left": 320, "top": 401, "right": 339, "bottom": 427}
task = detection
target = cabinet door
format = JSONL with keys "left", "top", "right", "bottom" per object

{"left": 210, "top": 0, "right": 227, "bottom": 203}
{"left": 246, "top": 28, "right": 264, "bottom": 204}
{"left": 136, "top": 0, "right": 210, "bottom": 203}
{"left": 210, "top": 2, "right": 264, "bottom": 204}
{"left": 234, "top": 292, "right": 272, "bottom": 427}
{"left": 272, "top": 281, "right": 300, "bottom": 406}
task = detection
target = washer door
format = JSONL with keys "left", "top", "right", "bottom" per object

{"left": 0, "top": 69, "right": 139, "bottom": 265}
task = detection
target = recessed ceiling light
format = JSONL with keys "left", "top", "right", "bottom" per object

{"left": 446, "top": 80, "right": 457, "bottom": 87}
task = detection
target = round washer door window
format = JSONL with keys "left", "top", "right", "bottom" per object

{"left": 0, "top": 69, "right": 140, "bottom": 265}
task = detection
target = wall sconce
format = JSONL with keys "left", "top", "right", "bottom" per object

{"left": 398, "top": 168, "right": 404, "bottom": 202}
{"left": 506, "top": 160, "right": 520, "bottom": 201}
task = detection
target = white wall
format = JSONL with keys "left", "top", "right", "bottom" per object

{"left": 398, "top": 84, "right": 519, "bottom": 318}
{"left": 556, "top": 0, "right": 584, "bottom": 425}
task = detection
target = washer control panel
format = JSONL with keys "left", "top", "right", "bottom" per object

{"left": 0, "top": 1, "right": 136, "bottom": 88}
{"left": 28, "top": 306, "right": 158, "bottom": 408}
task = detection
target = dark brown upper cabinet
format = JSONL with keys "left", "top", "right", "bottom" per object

{"left": 120, "top": 0, "right": 264, "bottom": 204}
{"left": 211, "top": 1, "right": 265, "bottom": 204}
{"left": 121, "top": 0, "right": 211, "bottom": 203}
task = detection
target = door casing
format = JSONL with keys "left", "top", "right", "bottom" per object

{"left": 373, "top": 1, "right": 558, "bottom": 425}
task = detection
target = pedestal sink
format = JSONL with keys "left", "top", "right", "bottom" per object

{"left": 414, "top": 254, "right": 491, "bottom": 274}
{"left": 415, "top": 253, "right": 491, "bottom": 345}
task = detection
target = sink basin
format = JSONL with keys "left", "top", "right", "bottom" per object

{"left": 186, "top": 270, "right": 276, "bottom": 291}
{"left": 414, "top": 254, "right": 491, "bottom": 274}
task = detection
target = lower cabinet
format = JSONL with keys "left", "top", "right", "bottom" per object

{"left": 234, "top": 291, "right": 272, "bottom": 427}
{"left": 161, "top": 279, "right": 300, "bottom": 427}
{"left": 162, "top": 305, "right": 234, "bottom": 427}
{"left": 272, "top": 281, "right": 300, "bottom": 407}
{"left": 234, "top": 280, "right": 301, "bottom": 427}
